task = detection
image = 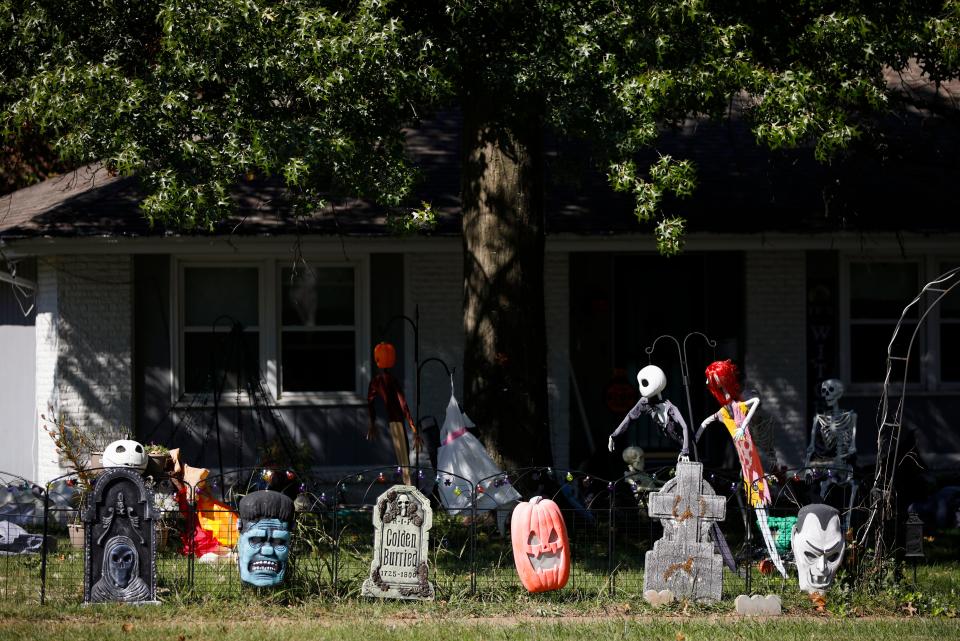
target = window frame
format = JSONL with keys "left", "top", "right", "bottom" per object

{"left": 170, "top": 256, "right": 370, "bottom": 406}
{"left": 840, "top": 254, "right": 960, "bottom": 395}
{"left": 274, "top": 258, "right": 369, "bottom": 402}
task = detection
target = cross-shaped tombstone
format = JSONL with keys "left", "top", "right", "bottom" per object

{"left": 643, "top": 460, "right": 726, "bottom": 602}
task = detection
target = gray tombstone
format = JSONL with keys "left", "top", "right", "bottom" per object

{"left": 643, "top": 460, "right": 726, "bottom": 602}
{"left": 82, "top": 468, "right": 158, "bottom": 604}
{"left": 362, "top": 485, "right": 434, "bottom": 600}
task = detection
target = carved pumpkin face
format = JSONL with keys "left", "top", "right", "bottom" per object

{"left": 374, "top": 342, "right": 397, "bottom": 369}
{"left": 102, "top": 440, "right": 148, "bottom": 470}
{"left": 511, "top": 496, "right": 570, "bottom": 592}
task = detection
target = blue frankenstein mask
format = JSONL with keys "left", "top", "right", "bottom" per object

{"left": 237, "top": 490, "right": 296, "bottom": 588}
{"left": 239, "top": 518, "right": 290, "bottom": 586}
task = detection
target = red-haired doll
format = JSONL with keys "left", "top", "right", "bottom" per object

{"left": 695, "top": 359, "right": 786, "bottom": 577}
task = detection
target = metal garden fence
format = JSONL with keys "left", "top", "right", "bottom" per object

{"left": 0, "top": 464, "right": 863, "bottom": 604}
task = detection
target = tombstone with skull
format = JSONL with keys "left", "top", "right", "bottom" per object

{"left": 83, "top": 468, "right": 157, "bottom": 603}
{"left": 791, "top": 504, "right": 845, "bottom": 593}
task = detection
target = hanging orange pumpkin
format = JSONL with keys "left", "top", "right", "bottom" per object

{"left": 374, "top": 341, "right": 397, "bottom": 369}
{"left": 511, "top": 496, "right": 570, "bottom": 592}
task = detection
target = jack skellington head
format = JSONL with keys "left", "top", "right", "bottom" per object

{"left": 636, "top": 365, "right": 667, "bottom": 399}
{"left": 820, "top": 379, "right": 845, "bottom": 405}
{"left": 238, "top": 490, "right": 295, "bottom": 587}
{"left": 791, "top": 504, "right": 845, "bottom": 593}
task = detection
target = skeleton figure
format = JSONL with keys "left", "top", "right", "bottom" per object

{"left": 805, "top": 378, "right": 858, "bottom": 531}
{"left": 791, "top": 504, "right": 845, "bottom": 593}
{"left": 806, "top": 379, "right": 857, "bottom": 467}
{"left": 90, "top": 535, "right": 151, "bottom": 602}
{"left": 622, "top": 446, "right": 658, "bottom": 504}
{"left": 608, "top": 365, "right": 691, "bottom": 460}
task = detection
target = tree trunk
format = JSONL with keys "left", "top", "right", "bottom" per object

{"left": 461, "top": 98, "right": 552, "bottom": 469}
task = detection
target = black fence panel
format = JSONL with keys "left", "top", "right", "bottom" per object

{"left": 0, "top": 465, "right": 870, "bottom": 605}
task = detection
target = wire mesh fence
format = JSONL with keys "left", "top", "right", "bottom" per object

{"left": 0, "top": 464, "right": 866, "bottom": 605}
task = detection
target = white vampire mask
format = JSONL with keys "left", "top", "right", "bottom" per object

{"left": 820, "top": 379, "right": 844, "bottom": 404}
{"left": 637, "top": 365, "right": 667, "bottom": 399}
{"left": 791, "top": 504, "right": 845, "bottom": 593}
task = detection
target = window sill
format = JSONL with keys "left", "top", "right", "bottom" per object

{"left": 173, "top": 391, "right": 366, "bottom": 408}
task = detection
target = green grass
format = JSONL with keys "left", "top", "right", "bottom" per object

{"left": 0, "top": 603, "right": 959, "bottom": 641}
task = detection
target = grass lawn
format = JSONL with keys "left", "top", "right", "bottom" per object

{"left": 1, "top": 602, "right": 959, "bottom": 641}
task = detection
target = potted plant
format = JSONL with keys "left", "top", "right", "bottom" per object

{"left": 43, "top": 414, "right": 95, "bottom": 548}
{"left": 145, "top": 443, "right": 172, "bottom": 472}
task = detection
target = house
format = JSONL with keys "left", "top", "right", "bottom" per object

{"left": 2, "top": 98, "right": 960, "bottom": 487}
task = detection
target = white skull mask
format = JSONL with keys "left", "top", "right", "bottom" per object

{"left": 636, "top": 365, "right": 667, "bottom": 399}
{"left": 820, "top": 379, "right": 844, "bottom": 404}
{"left": 396, "top": 494, "right": 410, "bottom": 517}
{"left": 102, "top": 439, "right": 148, "bottom": 470}
{"left": 792, "top": 504, "right": 845, "bottom": 593}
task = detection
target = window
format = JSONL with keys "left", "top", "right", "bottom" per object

{"left": 280, "top": 266, "right": 357, "bottom": 393}
{"left": 182, "top": 266, "right": 260, "bottom": 394}
{"left": 938, "top": 261, "right": 960, "bottom": 383}
{"left": 848, "top": 261, "right": 920, "bottom": 384}
{"left": 174, "top": 258, "right": 368, "bottom": 402}
{"left": 843, "top": 257, "right": 960, "bottom": 390}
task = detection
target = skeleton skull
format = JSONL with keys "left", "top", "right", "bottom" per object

{"left": 820, "top": 379, "right": 845, "bottom": 404}
{"left": 791, "top": 504, "right": 845, "bottom": 593}
{"left": 396, "top": 494, "right": 410, "bottom": 518}
{"left": 637, "top": 365, "right": 667, "bottom": 399}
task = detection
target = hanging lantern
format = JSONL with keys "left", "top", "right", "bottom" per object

{"left": 286, "top": 470, "right": 296, "bottom": 481}
{"left": 377, "top": 472, "right": 386, "bottom": 483}
{"left": 262, "top": 469, "right": 274, "bottom": 483}
{"left": 905, "top": 512, "right": 925, "bottom": 560}
{"left": 565, "top": 472, "right": 574, "bottom": 482}
{"left": 374, "top": 342, "right": 397, "bottom": 369}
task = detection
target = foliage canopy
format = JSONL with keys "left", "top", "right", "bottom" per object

{"left": 3, "top": 1, "right": 957, "bottom": 250}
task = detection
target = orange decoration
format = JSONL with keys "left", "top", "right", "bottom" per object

{"left": 511, "top": 496, "right": 570, "bottom": 592}
{"left": 374, "top": 342, "right": 397, "bottom": 369}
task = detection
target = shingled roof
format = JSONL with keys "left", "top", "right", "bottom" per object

{"left": 2, "top": 87, "right": 958, "bottom": 241}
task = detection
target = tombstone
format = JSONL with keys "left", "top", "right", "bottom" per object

{"left": 82, "top": 468, "right": 157, "bottom": 603}
{"left": 643, "top": 460, "right": 725, "bottom": 602}
{"left": 362, "top": 485, "right": 434, "bottom": 600}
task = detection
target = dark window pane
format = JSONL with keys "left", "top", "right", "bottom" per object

{"left": 184, "top": 332, "right": 259, "bottom": 393}
{"left": 850, "top": 323, "right": 920, "bottom": 383}
{"left": 942, "top": 324, "right": 960, "bottom": 382}
{"left": 185, "top": 267, "right": 258, "bottom": 327}
{"left": 281, "top": 331, "right": 355, "bottom": 392}
{"left": 850, "top": 263, "right": 918, "bottom": 319}
{"left": 281, "top": 267, "right": 354, "bottom": 326}
{"left": 938, "top": 263, "right": 960, "bottom": 319}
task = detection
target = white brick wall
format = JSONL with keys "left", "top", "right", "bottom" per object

{"left": 35, "top": 255, "right": 134, "bottom": 482}
{"left": 744, "top": 251, "right": 807, "bottom": 467}
{"left": 405, "top": 251, "right": 570, "bottom": 467}
{"left": 35, "top": 259, "right": 61, "bottom": 482}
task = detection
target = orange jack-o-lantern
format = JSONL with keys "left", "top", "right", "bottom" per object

{"left": 374, "top": 341, "right": 397, "bottom": 369}
{"left": 511, "top": 496, "right": 570, "bottom": 592}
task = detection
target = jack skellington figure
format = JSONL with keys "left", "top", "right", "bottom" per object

{"left": 608, "top": 365, "right": 691, "bottom": 460}
{"left": 804, "top": 378, "right": 858, "bottom": 531}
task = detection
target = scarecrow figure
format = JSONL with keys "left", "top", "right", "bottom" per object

{"left": 367, "top": 342, "right": 419, "bottom": 485}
